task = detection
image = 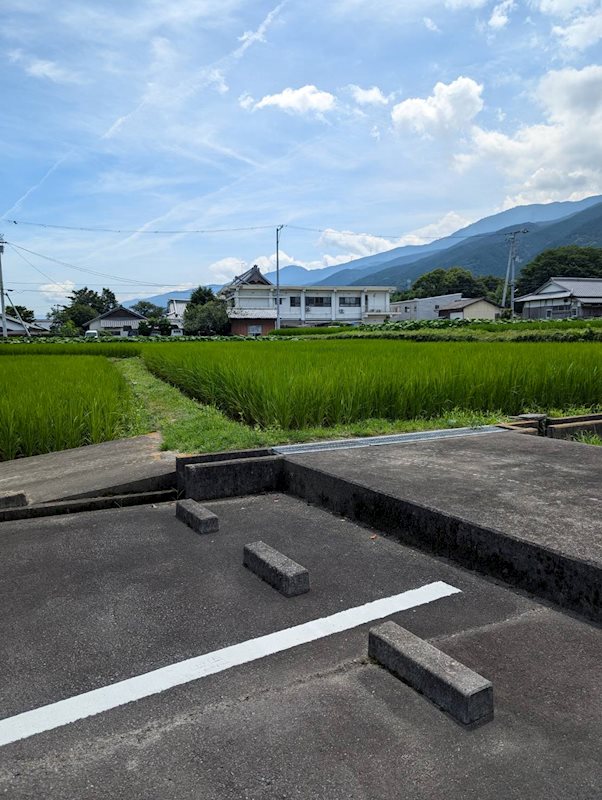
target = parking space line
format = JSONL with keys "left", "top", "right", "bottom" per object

{"left": 0, "top": 581, "right": 460, "bottom": 748}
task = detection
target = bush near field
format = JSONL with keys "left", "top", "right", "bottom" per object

{"left": 143, "top": 340, "right": 602, "bottom": 430}
{"left": 271, "top": 318, "right": 602, "bottom": 336}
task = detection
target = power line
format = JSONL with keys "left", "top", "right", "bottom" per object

{"left": 4, "top": 220, "right": 277, "bottom": 235}
{"left": 6, "top": 218, "right": 529, "bottom": 242}
{"left": 5, "top": 241, "right": 168, "bottom": 287}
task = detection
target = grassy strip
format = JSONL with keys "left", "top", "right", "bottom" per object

{"left": 117, "top": 358, "right": 503, "bottom": 453}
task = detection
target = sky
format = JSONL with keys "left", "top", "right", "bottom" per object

{"left": 1, "top": 0, "right": 601, "bottom": 314}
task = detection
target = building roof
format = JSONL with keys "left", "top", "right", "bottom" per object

{"left": 1, "top": 314, "right": 47, "bottom": 332}
{"left": 83, "top": 305, "right": 147, "bottom": 327}
{"left": 166, "top": 299, "right": 190, "bottom": 316}
{"left": 220, "top": 266, "right": 393, "bottom": 295}
{"left": 437, "top": 297, "right": 499, "bottom": 312}
{"left": 517, "top": 277, "right": 602, "bottom": 302}
{"left": 223, "top": 265, "right": 273, "bottom": 291}
{"left": 223, "top": 284, "right": 395, "bottom": 292}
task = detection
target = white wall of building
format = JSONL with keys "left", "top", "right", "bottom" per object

{"left": 390, "top": 293, "right": 462, "bottom": 321}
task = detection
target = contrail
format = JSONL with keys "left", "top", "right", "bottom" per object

{"left": 3, "top": 3, "right": 287, "bottom": 217}
{"left": 1, "top": 151, "right": 73, "bottom": 219}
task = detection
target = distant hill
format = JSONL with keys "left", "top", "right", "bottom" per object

{"left": 263, "top": 264, "right": 347, "bottom": 285}
{"left": 349, "top": 200, "right": 602, "bottom": 288}
{"left": 122, "top": 286, "right": 221, "bottom": 310}
{"left": 315, "top": 194, "right": 602, "bottom": 286}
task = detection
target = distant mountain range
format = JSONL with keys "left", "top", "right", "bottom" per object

{"left": 124, "top": 195, "right": 602, "bottom": 308}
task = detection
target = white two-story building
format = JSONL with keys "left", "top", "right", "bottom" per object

{"left": 218, "top": 266, "right": 394, "bottom": 335}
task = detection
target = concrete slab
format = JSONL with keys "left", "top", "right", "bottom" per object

{"left": 0, "top": 497, "right": 600, "bottom": 799}
{"left": 285, "top": 432, "right": 602, "bottom": 566}
{"left": 0, "top": 434, "right": 176, "bottom": 504}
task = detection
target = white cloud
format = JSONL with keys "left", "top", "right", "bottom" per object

{"left": 423, "top": 17, "right": 442, "bottom": 32}
{"left": 552, "top": 8, "right": 602, "bottom": 49}
{"left": 444, "top": 0, "right": 488, "bottom": 7}
{"left": 391, "top": 76, "right": 484, "bottom": 135}
{"left": 534, "top": 0, "right": 596, "bottom": 17}
{"left": 319, "top": 228, "right": 399, "bottom": 257}
{"left": 253, "top": 85, "right": 336, "bottom": 115}
{"left": 7, "top": 49, "right": 81, "bottom": 84}
{"left": 39, "top": 280, "right": 76, "bottom": 306}
{"left": 489, "top": 0, "right": 516, "bottom": 28}
{"left": 348, "top": 85, "right": 388, "bottom": 105}
{"left": 315, "top": 212, "right": 475, "bottom": 259}
{"left": 206, "top": 256, "right": 247, "bottom": 283}
{"left": 456, "top": 64, "right": 602, "bottom": 204}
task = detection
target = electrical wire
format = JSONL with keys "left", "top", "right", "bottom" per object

{"left": 4, "top": 220, "right": 277, "bottom": 234}
{"left": 6, "top": 241, "right": 168, "bottom": 287}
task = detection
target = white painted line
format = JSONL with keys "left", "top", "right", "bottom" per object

{"left": 0, "top": 581, "right": 460, "bottom": 748}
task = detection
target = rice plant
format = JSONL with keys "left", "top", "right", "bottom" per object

{"left": 143, "top": 340, "right": 602, "bottom": 429}
{"left": 0, "top": 356, "right": 133, "bottom": 460}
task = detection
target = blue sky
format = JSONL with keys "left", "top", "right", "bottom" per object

{"left": 1, "top": 0, "right": 601, "bottom": 313}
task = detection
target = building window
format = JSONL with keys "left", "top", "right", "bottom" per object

{"left": 338, "top": 296, "right": 361, "bottom": 307}
{"left": 305, "top": 296, "right": 331, "bottom": 307}
{"left": 248, "top": 324, "right": 262, "bottom": 335}
{"left": 290, "top": 296, "right": 301, "bottom": 307}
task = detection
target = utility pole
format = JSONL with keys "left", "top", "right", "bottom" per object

{"left": 275, "top": 225, "right": 284, "bottom": 330}
{"left": 5, "top": 291, "right": 31, "bottom": 337}
{"left": 0, "top": 236, "right": 7, "bottom": 339}
{"left": 502, "top": 229, "right": 528, "bottom": 318}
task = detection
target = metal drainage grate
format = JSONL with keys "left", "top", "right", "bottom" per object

{"left": 273, "top": 425, "right": 505, "bottom": 455}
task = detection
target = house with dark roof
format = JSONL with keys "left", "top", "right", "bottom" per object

{"left": 0, "top": 314, "right": 48, "bottom": 337}
{"left": 437, "top": 297, "right": 501, "bottom": 320}
{"left": 83, "top": 306, "right": 148, "bottom": 336}
{"left": 218, "top": 266, "right": 394, "bottom": 335}
{"left": 516, "top": 277, "right": 602, "bottom": 319}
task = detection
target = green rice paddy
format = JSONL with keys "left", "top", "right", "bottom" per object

{"left": 0, "top": 356, "right": 133, "bottom": 460}
{"left": 143, "top": 340, "right": 602, "bottom": 429}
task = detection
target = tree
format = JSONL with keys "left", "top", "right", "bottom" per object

{"left": 7, "top": 304, "right": 35, "bottom": 323}
{"left": 183, "top": 300, "right": 229, "bottom": 335}
{"left": 56, "top": 319, "right": 78, "bottom": 337}
{"left": 131, "top": 300, "right": 165, "bottom": 320}
{"left": 68, "top": 287, "right": 117, "bottom": 314}
{"left": 137, "top": 320, "right": 152, "bottom": 337}
{"left": 157, "top": 317, "right": 172, "bottom": 336}
{"left": 189, "top": 286, "right": 215, "bottom": 306}
{"left": 516, "top": 246, "right": 602, "bottom": 296}
{"left": 400, "top": 267, "right": 503, "bottom": 304}
{"left": 52, "top": 303, "right": 97, "bottom": 331}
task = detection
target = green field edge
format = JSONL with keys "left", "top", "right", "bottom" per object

{"left": 116, "top": 358, "right": 507, "bottom": 454}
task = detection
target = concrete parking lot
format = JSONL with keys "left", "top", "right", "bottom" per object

{"left": 1, "top": 493, "right": 600, "bottom": 799}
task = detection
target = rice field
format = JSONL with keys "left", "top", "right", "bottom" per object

{"left": 0, "top": 356, "right": 133, "bottom": 460}
{"left": 143, "top": 340, "right": 602, "bottom": 429}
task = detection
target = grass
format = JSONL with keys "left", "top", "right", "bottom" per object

{"left": 0, "top": 356, "right": 134, "bottom": 460}
{"left": 117, "top": 358, "right": 502, "bottom": 453}
{"left": 142, "top": 340, "right": 602, "bottom": 430}
{"left": 571, "top": 431, "right": 602, "bottom": 446}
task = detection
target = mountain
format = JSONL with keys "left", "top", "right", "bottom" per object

{"left": 122, "top": 287, "right": 220, "bottom": 311}
{"left": 316, "top": 194, "right": 602, "bottom": 286}
{"left": 263, "top": 264, "right": 346, "bottom": 285}
{"left": 351, "top": 199, "right": 602, "bottom": 288}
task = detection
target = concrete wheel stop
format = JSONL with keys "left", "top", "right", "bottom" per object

{"left": 243, "top": 541, "right": 310, "bottom": 597}
{"left": 176, "top": 499, "right": 220, "bottom": 535}
{"left": 369, "top": 621, "right": 494, "bottom": 726}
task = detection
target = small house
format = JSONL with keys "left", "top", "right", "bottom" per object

{"left": 437, "top": 297, "right": 501, "bottom": 320}
{"left": 83, "top": 306, "right": 148, "bottom": 336}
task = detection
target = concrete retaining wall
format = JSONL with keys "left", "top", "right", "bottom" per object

{"left": 283, "top": 459, "right": 601, "bottom": 624}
